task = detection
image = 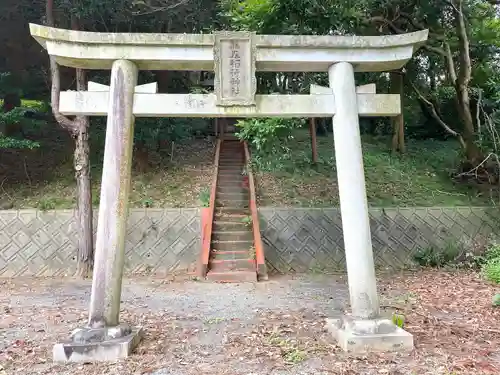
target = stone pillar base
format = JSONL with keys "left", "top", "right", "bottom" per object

{"left": 326, "top": 316, "right": 413, "bottom": 353}
{"left": 53, "top": 325, "right": 143, "bottom": 363}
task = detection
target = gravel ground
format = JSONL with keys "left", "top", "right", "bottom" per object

{"left": 1, "top": 271, "right": 500, "bottom": 375}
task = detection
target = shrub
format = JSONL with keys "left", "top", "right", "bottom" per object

{"left": 482, "top": 241, "right": 500, "bottom": 283}
{"left": 483, "top": 258, "right": 500, "bottom": 283}
{"left": 413, "top": 241, "right": 462, "bottom": 268}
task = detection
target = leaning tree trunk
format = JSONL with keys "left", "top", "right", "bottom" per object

{"left": 74, "top": 69, "right": 93, "bottom": 278}
{"left": 46, "top": 0, "right": 94, "bottom": 278}
{"left": 453, "top": 0, "right": 483, "bottom": 166}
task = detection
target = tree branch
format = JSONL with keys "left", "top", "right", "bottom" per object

{"left": 367, "top": 16, "right": 406, "bottom": 34}
{"left": 409, "top": 79, "right": 466, "bottom": 148}
{"left": 444, "top": 42, "right": 458, "bottom": 84}
{"left": 453, "top": 0, "right": 471, "bottom": 87}
{"left": 132, "top": 0, "right": 191, "bottom": 16}
{"left": 46, "top": 0, "right": 76, "bottom": 134}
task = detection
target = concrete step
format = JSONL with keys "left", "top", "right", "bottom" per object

{"left": 218, "top": 173, "right": 245, "bottom": 178}
{"left": 218, "top": 170, "right": 243, "bottom": 175}
{"left": 205, "top": 270, "right": 257, "bottom": 283}
{"left": 218, "top": 165, "right": 244, "bottom": 169}
{"left": 217, "top": 184, "right": 246, "bottom": 190}
{"left": 217, "top": 186, "right": 247, "bottom": 193}
{"left": 211, "top": 239, "right": 253, "bottom": 251}
{"left": 219, "top": 159, "right": 244, "bottom": 163}
{"left": 218, "top": 175, "right": 245, "bottom": 181}
{"left": 215, "top": 207, "right": 250, "bottom": 216}
{"left": 219, "top": 157, "right": 244, "bottom": 161}
{"left": 212, "top": 230, "right": 253, "bottom": 242}
{"left": 217, "top": 191, "right": 248, "bottom": 199}
{"left": 217, "top": 182, "right": 245, "bottom": 188}
{"left": 213, "top": 213, "right": 250, "bottom": 223}
{"left": 213, "top": 220, "right": 249, "bottom": 231}
{"left": 216, "top": 199, "right": 248, "bottom": 209}
{"left": 210, "top": 250, "right": 253, "bottom": 260}
{"left": 208, "top": 258, "right": 256, "bottom": 272}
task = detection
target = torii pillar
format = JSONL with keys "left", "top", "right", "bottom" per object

{"left": 325, "top": 62, "right": 413, "bottom": 352}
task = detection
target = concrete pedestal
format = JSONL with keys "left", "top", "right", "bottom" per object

{"left": 326, "top": 317, "right": 413, "bottom": 353}
{"left": 53, "top": 326, "right": 143, "bottom": 363}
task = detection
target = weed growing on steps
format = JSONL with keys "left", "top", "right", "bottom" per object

{"left": 241, "top": 215, "right": 252, "bottom": 226}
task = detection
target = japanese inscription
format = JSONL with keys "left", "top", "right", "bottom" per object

{"left": 214, "top": 31, "right": 256, "bottom": 107}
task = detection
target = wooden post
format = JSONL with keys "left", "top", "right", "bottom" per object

{"left": 309, "top": 117, "right": 318, "bottom": 164}
{"left": 390, "top": 71, "right": 405, "bottom": 154}
{"left": 88, "top": 59, "right": 138, "bottom": 327}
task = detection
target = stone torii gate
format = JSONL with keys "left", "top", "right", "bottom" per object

{"left": 30, "top": 24, "right": 428, "bottom": 362}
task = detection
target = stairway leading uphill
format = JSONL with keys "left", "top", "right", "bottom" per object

{"left": 206, "top": 137, "right": 257, "bottom": 282}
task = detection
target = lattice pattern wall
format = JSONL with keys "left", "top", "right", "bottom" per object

{"left": 259, "top": 207, "right": 500, "bottom": 272}
{"left": 1, "top": 207, "right": 498, "bottom": 277}
{"left": 0, "top": 209, "right": 200, "bottom": 277}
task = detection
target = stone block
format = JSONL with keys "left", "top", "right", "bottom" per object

{"left": 326, "top": 316, "right": 413, "bottom": 353}
{"left": 53, "top": 327, "right": 143, "bottom": 363}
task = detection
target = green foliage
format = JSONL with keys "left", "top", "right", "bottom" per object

{"left": 492, "top": 294, "right": 500, "bottom": 307}
{"left": 0, "top": 137, "right": 39, "bottom": 149}
{"left": 199, "top": 188, "right": 210, "bottom": 207}
{"left": 392, "top": 313, "right": 405, "bottom": 328}
{"left": 482, "top": 241, "right": 500, "bottom": 284}
{"left": 236, "top": 118, "right": 304, "bottom": 153}
{"left": 241, "top": 215, "right": 252, "bottom": 226}
{"left": 482, "top": 258, "right": 500, "bottom": 284}
{"left": 135, "top": 117, "right": 209, "bottom": 147}
{"left": 413, "top": 238, "right": 500, "bottom": 269}
{"left": 37, "top": 198, "right": 57, "bottom": 211}
{"left": 235, "top": 118, "right": 306, "bottom": 172}
{"left": 413, "top": 242, "right": 462, "bottom": 268}
{"left": 0, "top": 106, "right": 44, "bottom": 149}
{"left": 0, "top": 72, "right": 21, "bottom": 97}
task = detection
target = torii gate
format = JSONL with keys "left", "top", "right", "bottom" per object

{"left": 30, "top": 24, "right": 428, "bottom": 362}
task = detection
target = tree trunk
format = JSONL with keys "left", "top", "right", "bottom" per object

{"left": 74, "top": 68, "right": 93, "bottom": 278}
{"left": 46, "top": 0, "right": 94, "bottom": 278}
{"left": 453, "top": 0, "right": 483, "bottom": 165}
{"left": 390, "top": 71, "right": 405, "bottom": 154}
{"left": 74, "top": 117, "right": 93, "bottom": 277}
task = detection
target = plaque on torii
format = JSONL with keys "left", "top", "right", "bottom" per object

{"left": 213, "top": 31, "right": 257, "bottom": 107}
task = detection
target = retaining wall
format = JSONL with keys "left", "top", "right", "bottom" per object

{"left": 0, "top": 207, "right": 498, "bottom": 277}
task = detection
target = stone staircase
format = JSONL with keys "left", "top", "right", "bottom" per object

{"left": 205, "top": 138, "right": 257, "bottom": 282}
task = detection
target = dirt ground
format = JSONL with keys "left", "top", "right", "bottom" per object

{"left": 1, "top": 271, "right": 500, "bottom": 375}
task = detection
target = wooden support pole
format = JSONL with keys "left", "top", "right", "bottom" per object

{"left": 390, "top": 71, "right": 405, "bottom": 154}
{"left": 309, "top": 118, "right": 318, "bottom": 164}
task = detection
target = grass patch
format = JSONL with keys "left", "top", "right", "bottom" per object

{"left": 2, "top": 123, "right": 498, "bottom": 209}
{"left": 253, "top": 129, "right": 493, "bottom": 207}
{"left": 1, "top": 121, "right": 214, "bottom": 209}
